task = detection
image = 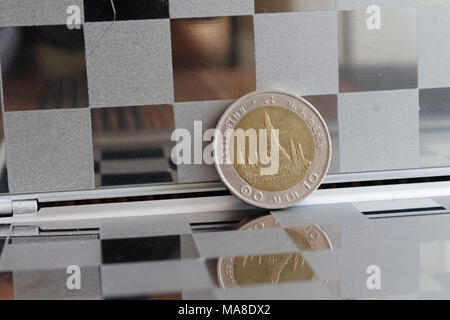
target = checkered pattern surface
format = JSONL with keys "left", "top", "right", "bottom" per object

{"left": 0, "top": 0, "right": 450, "bottom": 195}
{"left": 1, "top": 195, "right": 450, "bottom": 299}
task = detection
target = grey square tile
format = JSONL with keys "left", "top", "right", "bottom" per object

{"left": 173, "top": 100, "right": 231, "bottom": 183}
{"left": 419, "top": 88, "right": 450, "bottom": 167}
{"left": 304, "top": 246, "right": 419, "bottom": 299}
{"left": 419, "top": 291, "right": 450, "bottom": 300}
{"left": 338, "top": 90, "right": 420, "bottom": 172}
{"left": 101, "top": 260, "right": 213, "bottom": 297}
{"left": 193, "top": 229, "right": 299, "bottom": 258}
{"left": 419, "top": 5, "right": 450, "bottom": 89}
{"left": 338, "top": 8, "right": 417, "bottom": 92}
{"left": 419, "top": 0, "right": 450, "bottom": 5}
{"left": 182, "top": 290, "right": 215, "bottom": 300}
{"left": 4, "top": 109, "right": 95, "bottom": 193}
{"left": 13, "top": 267, "right": 101, "bottom": 300}
{"left": 353, "top": 198, "right": 443, "bottom": 213}
{"left": 341, "top": 218, "right": 420, "bottom": 251}
{"left": 255, "top": 11, "right": 338, "bottom": 96}
{"left": 375, "top": 213, "right": 450, "bottom": 242}
{"left": 272, "top": 203, "right": 364, "bottom": 227}
{"left": 0, "top": 240, "right": 101, "bottom": 271}
{"left": 255, "top": 0, "right": 336, "bottom": 13}
{"left": 0, "top": 0, "right": 84, "bottom": 27}
{"left": 337, "top": 0, "right": 417, "bottom": 10}
{"left": 420, "top": 241, "right": 450, "bottom": 274}
{"left": 170, "top": 0, "right": 254, "bottom": 18}
{"left": 415, "top": 214, "right": 450, "bottom": 241}
{"left": 84, "top": 19, "right": 173, "bottom": 108}
{"left": 100, "top": 214, "right": 192, "bottom": 240}
{"left": 302, "top": 219, "right": 420, "bottom": 298}
{"left": 304, "top": 95, "right": 340, "bottom": 173}
{"left": 434, "top": 196, "right": 450, "bottom": 211}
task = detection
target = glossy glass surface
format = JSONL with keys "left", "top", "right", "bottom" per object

{"left": 0, "top": 112, "right": 8, "bottom": 193}
{"left": 1, "top": 196, "right": 450, "bottom": 299}
{"left": 84, "top": 0, "right": 169, "bottom": 22}
{"left": 304, "top": 95, "right": 339, "bottom": 174}
{"left": 0, "top": 25, "right": 88, "bottom": 111}
{"left": 171, "top": 16, "right": 256, "bottom": 102}
{"left": 255, "top": 0, "right": 335, "bottom": 13}
{"left": 0, "top": 1, "right": 449, "bottom": 193}
{"left": 419, "top": 88, "right": 450, "bottom": 168}
{"left": 338, "top": 8, "right": 417, "bottom": 92}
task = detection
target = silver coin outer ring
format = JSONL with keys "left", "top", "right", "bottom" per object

{"left": 213, "top": 89, "right": 332, "bottom": 209}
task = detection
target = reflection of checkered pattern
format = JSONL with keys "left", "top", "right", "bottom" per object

{"left": 93, "top": 144, "right": 176, "bottom": 187}
{"left": 1, "top": 195, "right": 450, "bottom": 299}
{"left": 1, "top": 0, "right": 450, "bottom": 195}
{"left": 91, "top": 105, "right": 177, "bottom": 187}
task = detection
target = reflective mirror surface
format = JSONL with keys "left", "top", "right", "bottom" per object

{"left": 91, "top": 105, "right": 176, "bottom": 187}
{"left": 0, "top": 1, "right": 450, "bottom": 194}
{"left": 1, "top": 195, "right": 450, "bottom": 299}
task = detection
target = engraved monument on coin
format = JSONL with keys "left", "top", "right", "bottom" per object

{"left": 233, "top": 107, "right": 314, "bottom": 192}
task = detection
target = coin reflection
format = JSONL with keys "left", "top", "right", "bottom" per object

{"left": 218, "top": 215, "right": 332, "bottom": 288}
{"left": 233, "top": 252, "right": 315, "bottom": 286}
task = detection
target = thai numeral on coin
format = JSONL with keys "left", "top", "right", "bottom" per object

{"left": 304, "top": 226, "right": 320, "bottom": 240}
{"left": 274, "top": 192, "right": 300, "bottom": 204}
{"left": 303, "top": 173, "right": 319, "bottom": 190}
{"left": 249, "top": 222, "right": 265, "bottom": 230}
{"left": 240, "top": 185, "right": 264, "bottom": 202}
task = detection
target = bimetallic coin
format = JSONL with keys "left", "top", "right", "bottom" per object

{"left": 214, "top": 90, "right": 331, "bottom": 209}
{"left": 217, "top": 215, "right": 332, "bottom": 288}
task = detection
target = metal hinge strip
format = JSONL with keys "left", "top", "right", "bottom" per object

{"left": 0, "top": 199, "right": 38, "bottom": 216}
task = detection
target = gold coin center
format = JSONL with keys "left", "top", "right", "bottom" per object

{"left": 232, "top": 106, "right": 315, "bottom": 192}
